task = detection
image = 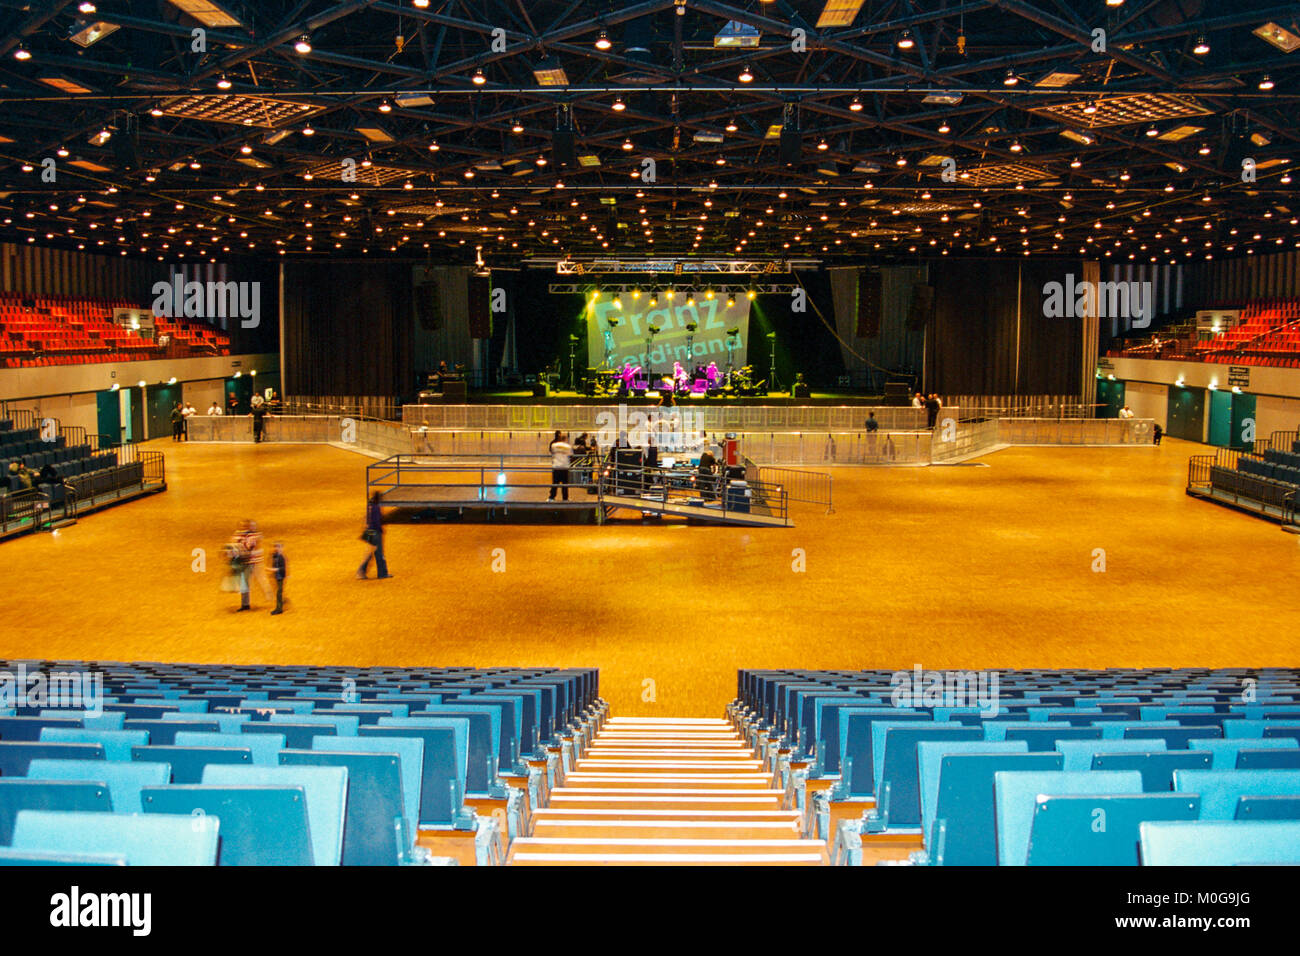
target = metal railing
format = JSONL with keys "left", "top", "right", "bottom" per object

{"left": 942, "top": 396, "right": 1093, "bottom": 418}
{"left": 284, "top": 396, "right": 400, "bottom": 420}
{"left": 930, "top": 419, "right": 1002, "bottom": 463}
{"left": 996, "top": 418, "right": 1157, "bottom": 446}
{"left": 749, "top": 462, "right": 833, "bottom": 512}
{"left": 139, "top": 450, "right": 166, "bottom": 486}
{"left": 364, "top": 455, "right": 790, "bottom": 525}
{"left": 0, "top": 488, "right": 42, "bottom": 535}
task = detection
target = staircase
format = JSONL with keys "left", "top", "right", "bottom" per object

{"left": 508, "top": 716, "right": 827, "bottom": 865}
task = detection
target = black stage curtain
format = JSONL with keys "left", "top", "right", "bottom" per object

{"left": 282, "top": 261, "right": 413, "bottom": 397}
{"left": 927, "top": 259, "right": 1082, "bottom": 396}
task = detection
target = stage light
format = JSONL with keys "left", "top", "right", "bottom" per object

{"left": 746, "top": 290, "right": 756, "bottom": 300}
{"left": 738, "top": 65, "right": 754, "bottom": 83}
{"left": 294, "top": 35, "right": 312, "bottom": 54}
{"left": 631, "top": 289, "right": 641, "bottom": 299}
{"left": 665, "top": 289, "right": 675, "bottom": 300}
{"left": 648, "top": 294, "right": 658, "bottom": 307}
{"left": 726, "top": 296, "right": 736, "bottom": 308}
{"left": 613, "top": 296, "right": 622, "bottom": 309}
{"left": 1193, "top": 36, "right": 1210, "bottom": 55}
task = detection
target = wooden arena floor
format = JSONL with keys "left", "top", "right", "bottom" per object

{"left": 1, "top": 437, "right": 1297, "bottom": 716}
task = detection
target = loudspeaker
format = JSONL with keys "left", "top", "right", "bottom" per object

{"left": 114, "top": 130, "right": 140, "bottom": 171}
{"left": 553, "top": 129, "right": 577, "bottom": 166}
{"left": 779, "top": 128, "right": 801, "bottom": 165}
{"left": 792, "top": 382, "right": 810, "bottom": 398}
{"left": 468, "top": 275, "right": 491, "bottom": 339}
{"left": 443, "top": 380, "right": 467, "bottom": 402}
{"left": 858, "top": 270, "right": 882, "bottom": 338}
{"left": 907, "top": 285, "right": 934, "bottom": 329}
{"left": 415, "top": 281, "right": 443, "bottom": 330}
{"left": 884, "top": 382, "right": 911, "bottom": 406}
{"left": 532, "top": 382, "right": 549, "bottom": 397}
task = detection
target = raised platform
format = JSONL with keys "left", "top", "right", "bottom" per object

{"left": 432, "top": 389, "right": 882, "bottom": 407}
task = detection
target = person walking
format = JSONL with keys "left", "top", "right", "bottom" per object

{"left": 358, "top": 491, "right": 391, "bottom": 579}
{"left": 548, "top": 430, "right": 572, "bottom": 502}
{"left": 225, "top": 531, "right": 252, "bottom": 611}
{"left": 235, "top": 519, "right": 273, "bottom": 602}
{"left": 270, "top": 542, "right": 287, "bottom": 614}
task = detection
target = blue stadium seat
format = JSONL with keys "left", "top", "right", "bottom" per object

{"left": 1090, "top": 751, "right": 1213, "bottom": 791}
{"left": 405, "top": 708, "right": 497, "bottom": 794}
{"left": 1187, "top": 737, "right": 1297, "bottom": 769}
{"left": 161, "top": 712, "right": 249, "bottom": 733}
{"left": 1122, "top": 725, "right": 1222, "bottom": 749}
{"left": 242, "top": 721, "right": 335, "bottom": 750}
{"left": 870, "top": 723, "right": 982, "bottom": 829}
{"left": 0, "top": 715, "right": 83, "bottom": 741}
{"left": 130, "top": 745, "right": 251, "bottom": 783}
{"left": 173, "top": 731, "right": 285, "bottom": 766}
{"left": 37, "top": 709, "right": 123, "bottom": 730}
{"left": 201, "top": 764, "right": 348, "bottom": 866}
{"left": 314, "top": 735, "right": 422, "bottom": 841}
{"left": 0, "top": 741, "right": 104, "bottom": 776}
{"left": 917, "top": 742, "right": 1061, "bottom": 865}
{"left": 1237, "top": 749, "right": 1300, "bottom": 770}
{"left": 38, "top": 728, "right": 149, "bottom": 761}
{"left": 1139, "top": 821, "right": 1300, "bottom": 865}
{"left": 1056, "top": 738, "right": 1166, "bottom": 770}
{"left": 367, "top": 718, "right": 470, "bottom": 825}
{"left": 122, "top": 719, "right": 221, "bottom": 744}
{"left": 280, "top": 749, "right": 406, "bottom": 866}
{"left": 1026, "top": 794, "right": 1200, "bottom": 865}
{"left": 994, "top": 770, "right": 1145, "bottom": 866}
{"left": 10, "top": 810, "right": 220, "bottom": 866}
{"left": 837, "top": 708, "right": 929, "bottom": 797}
{"left": 1172, "top": 769, "right": 1300, "bottom": 819}
{"left": 141, "top": 785, "right": 313, "bottom": 866}
{"left": 269, "top": 713, "right": 360, "bottom": 737}
{"left": 1235, "top": 796, "right": 1300, "bottom": 820}
{"left": 0, "top": 781, "right": 112, "bottom": 844}
{"left": 24, "top": 759, "right": 171, "bottom": 812}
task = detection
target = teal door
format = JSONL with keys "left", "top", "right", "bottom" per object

{"left": 96, "top": 391, "right": 121, "bottom": 447}
{"left": 1207, "top": 389, "right": 1232, "bottom": 448}
{"left": 145, "top": 384, "right": 181, "bottom": 441}
{"left": 1096, "top": 379, "right": 1125, "bottom": 418}
{"left": 1230, "top": 392, "right": 1257, "bottom": 451}
{"left": 1166, "top": 387, "right": 1206, "bottom": 443}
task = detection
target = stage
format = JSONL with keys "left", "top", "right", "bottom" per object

{"left": 424, "top": 389, "right": 887, "bottom": 407}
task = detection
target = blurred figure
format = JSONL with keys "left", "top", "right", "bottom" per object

{"left": 358, "top": 491, "right": 391, "bottom": 579}
{"left": 236, "top": 519, "right": 273, "bottom": 601}
{"left": 548, "top": 430, "right": 572, "bottom": 502}
{"left": 170, "top": 402, "right": 184, "bottom": 441}
{"left": 207, "top": 401, "right": 223, "bottom": 416}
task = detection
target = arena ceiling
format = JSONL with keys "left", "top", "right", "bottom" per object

{"left": 0, "top": 0, "right": 1297, "bottom": 269}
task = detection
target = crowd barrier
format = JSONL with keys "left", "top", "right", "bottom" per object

{"left": 187, "top": 414, "right": 1155, "bottom": 465}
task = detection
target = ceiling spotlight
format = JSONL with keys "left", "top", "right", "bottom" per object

{"left": 1193, "top": 35, "right": 1210, "bottom": 55}
{"left": 149, "top": 106, "right": 164, "bottom": 117}
{"left": 510, "top": 119, "right": 523, "bottom": 133}
{"left": 1070, "top": 156, "right": 1082, "bottom": 169}
{"left": 13, "top": 47, "right": 31, "bottom": 61}
{"left": 1083, "top": 101, "right": 1099, "bottom": 114}
{"left": 1198, "top": 143, "right": 1212, "bottom": 155}
{"left": 427, "top": 140, "right": 439, "bottom": 152}
{"left": 738, "top": 65, "right": 754, "bottom": 83}
{"left": 897, "top": 31, "right": 915, "bottom": 50}
{"left": 360, "top": 155, "right": 372, "bottom": 167}
{"left": 302, "top": 124, "right": 314, "bottom": 136}
{"left": 294, "top": 35, "right": 312, "bottom": 55}
{"left": 1164, "top": 183, "right": 1175, "bottom": 192}
{"left": 1009, "top": 139, "right": 1022, "bottom": 152}
{"left": 895, "top": 154, "right": 908, "bottom": 167}
{"left": 378, "top": 100, "right": 392, "bottom": 112}
{"left": 938, "top": 120, "right": 950, "bottom": 133}
{"left": 849, "top": 98, "right": 863, "bottom": 113}
{"left": 472, "top": 67, "right": 487, "bottom": 85}
{"left": 594, "top": 30, "right": 611, "bottom": 50}
{"left": 611, "top": 97, "right": 625, "bottom": 112}
{"left": 622, "top": 138, "right": 634, "bottom": 151}
{"left": 78, "top": 1, "right": 96, "bottom": 12}
{"left": 1003, "top": 68, "right": 1018, "bottom": 86}
{"left": 1259, "top": 75, "right": 1275, "bottom": 91}
{"left": 1144, "top": 124, "right": 1160, "bottom": 137}
{"left": 217, "top": 74, "right": 231, "bottom": 90}
{"left": 1105, "top": 0, "right": 1124, "bottom": 6}
{"left": 413, "top": 0, "right": 429, "bottom": 6}
{"left": 726, "top": 118, "right": 739, "bottom": 131}
{"left": 817, "top": 139, "right": 829, "bottom": 150}
{"left": 1119, "top": 170, "right": 1130, "bottom": 181}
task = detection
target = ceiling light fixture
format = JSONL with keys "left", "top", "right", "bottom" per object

{"left": 594, "top": 30, "right": 611, "bottom": 50}
{"left": 294, "top": 35, "right": 312, "bottom": 54}
{"left": 738, "top": 65, "right": 754, "bottom": 83}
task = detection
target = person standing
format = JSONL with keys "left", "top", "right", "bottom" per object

{"left": 358, "top": 491, "right": 391, "bottom": 579}
{"left": 207, "top": 401, "right": 223, "bottom": 416}
{"left": 865, "top": 412, "right": 879, "bottom": 459}
{"left": 270, "top": 542, "right": 287, "bottom": 615}
{"left": 251, "top": 401, "right": 267, "bottom": 443}
{"left": 181, "top": 402, "right": 196, "bottom": 441}
{"left": 925, "top": 394, "right": 941, "bottom": 429}
{"left": 170, "top": 402, "right": 183, "bottom": 441}
{"left": 548, "top": 430, "right": 572, "bottom": 502}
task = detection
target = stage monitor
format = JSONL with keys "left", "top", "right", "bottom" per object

{"left": 587, "top": 292, "right": 751, "bottom": 370}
